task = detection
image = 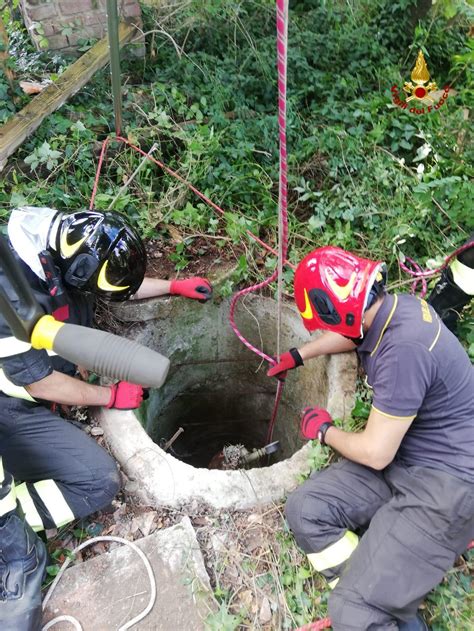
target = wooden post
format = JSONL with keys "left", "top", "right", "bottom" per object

{"left": 0, "top": 22, "right": 135, "bottom": 171}
{"left": 106, "top": 0, "right": 123, "bottom": 136}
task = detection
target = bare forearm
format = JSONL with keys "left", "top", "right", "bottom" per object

{"left": 323, "top": 407, "right": 409, "bottom": 471}
{"left": 298, "top": 331, "right": 356, "bottom": 362}
{"left": 133, "top": 277, "right": 172, "bottom": 300}
{"left": 323, "top": 426, "right": 378, "bottom": 468}
{"left": 26, "top": 371, "right": 111, "bottom": 407}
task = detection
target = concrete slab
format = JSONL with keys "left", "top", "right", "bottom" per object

{"left": 42, "top": 517, "right": 215, "bottom": 631}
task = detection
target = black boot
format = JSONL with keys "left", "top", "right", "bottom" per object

{"left": 427, "top": 267, "right": 471, "bottom": 333}
{"left": 428, "top": 236, "right": 474, "bottom": 334}
{"left": 397, "top": 612, "right": 431, "bottom": 630}
{"left": 0, "top": 513, "right": 48, "bottom": 631}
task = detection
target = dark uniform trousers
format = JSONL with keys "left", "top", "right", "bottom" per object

{"left": 285, "top": 459, "right": 474, "bottom": 630}
{"left": 0, "top": 396, "right": 120, "bottom": 531}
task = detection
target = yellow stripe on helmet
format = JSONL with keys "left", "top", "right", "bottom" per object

{"left": 300, "top": 288, "right": 314, "bottom": 319}
{"left": 450, "top": 258, "right": 474, "bottom": 295}
{"left": 97, "top": 260, "right": 130, "bottom": 292}
{"left": 326, "top": 271, "right": 357, "bottom": 301}
{"left": 60, "top": 231, "right": 88, "bottom": 258}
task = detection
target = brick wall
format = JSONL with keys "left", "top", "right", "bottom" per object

{"left": 20, "top": 0, "right": 143, "bottom": 53}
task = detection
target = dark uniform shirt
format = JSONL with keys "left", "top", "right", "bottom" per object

{"left": 0, "top": 251, "right": 93, "bottom": 392}
{"left": 357, "top": 293, "right": 474, "bottom": 483}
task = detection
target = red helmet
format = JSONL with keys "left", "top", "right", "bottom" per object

{"left": 294, "top": 246, "right": 385, "bottom": 338}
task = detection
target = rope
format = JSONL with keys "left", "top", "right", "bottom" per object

{"left": 88, "top": 134, "right": 297, "bottom": 267}
{"left": 399, "top": 241, "right": 474, "bottom": 298}
{"left": 228, "top": 0, "right": 290, "bottom": 443}
{"left": 42, "top": 535, "right": 156, "bottom": 631}
{"left": 88, "top": 0, "right": 294, "bottom": 438}
{"left": 89, "top": 136, "right": 110, "bottom": 210}
{"left": 294, "top": 618, "right": 332, "bottom": 630}
{"left": 276, "top": 0, "right": 289, "bottom": 360}
{"left": 228, "top": 0, "right": 290, "bottom": 361}
{"left": 114, "top": 135, "right": 296, "bottom": 270}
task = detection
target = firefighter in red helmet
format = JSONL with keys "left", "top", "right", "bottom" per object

{"left": 269, "top": 246, "right": 474, "bottom": 631}
{"left": 0, "top": 206, "right": 212, "bottom": 630}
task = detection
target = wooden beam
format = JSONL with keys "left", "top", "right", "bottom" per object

{"left": 0, "top": 22, "right": 135, "bottom": 171}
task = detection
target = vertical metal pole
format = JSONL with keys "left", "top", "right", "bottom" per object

{"left": 106, "top": 0, "right": 122, "bottom": 136}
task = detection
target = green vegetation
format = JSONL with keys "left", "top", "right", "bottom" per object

{"left": 1, "top": 0, "right": 473, "bottom": 628}
{"left": 1, "top": 1, "right": 472, "bottom": 270}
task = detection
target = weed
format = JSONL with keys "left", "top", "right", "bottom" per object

{"left": 0, "top": 3, "right": 472, "bottom": 625}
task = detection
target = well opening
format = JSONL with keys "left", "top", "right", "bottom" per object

{"left": 142, "top": 364, "right": 304, "bottom": 469}
{"left": 100, "top": 295, "right": 357, "bottom": 509}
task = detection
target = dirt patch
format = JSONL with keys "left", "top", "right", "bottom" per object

{"left": 144, "top": 233, "right": 244, "bottom": 279}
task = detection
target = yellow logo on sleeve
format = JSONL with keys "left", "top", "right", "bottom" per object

{"left": 420, "top": 299, "right": 432, "bottom": 323}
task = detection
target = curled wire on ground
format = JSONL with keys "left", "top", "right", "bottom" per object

{"left": 42, "top": 536, "right": 156, "bottom": 631}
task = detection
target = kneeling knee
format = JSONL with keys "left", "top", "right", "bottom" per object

{"left": 86, "top": 459, "right": 121, "bottom": 511}
{"left": 101, "top": 462, "right": 121, "bottom": 500}
{"left": 285, "top": 486, "right": 333, "bottom": 552}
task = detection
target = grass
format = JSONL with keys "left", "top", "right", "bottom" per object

{"left": 1, "top": 0, "right": 472, "bottom": 628}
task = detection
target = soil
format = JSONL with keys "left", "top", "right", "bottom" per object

{"left": 144, "top": 233, "right": 244, "bottom": 280}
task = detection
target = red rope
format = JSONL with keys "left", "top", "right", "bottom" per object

{"left": 89, "top": 136, "right": 110, "bottom": 210}
{"left": 230, "top": 0, "right": 290, "bottom": 355}
{"left": 294, "top": 617, "right": 332, "bottom": 630}
{"left": 88, "top": 0, "right": 295, "bottom": 444}
{"left": 229, "top": 0, "right": 291, "bottom": 441}
{"left": 114, "top": 135, "right": 296, "bottom": 270}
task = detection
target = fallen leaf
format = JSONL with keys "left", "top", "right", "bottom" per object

{"left": 259, "top": 596, "right": 272, "bottom": 624}
{"left": 247, "top": 513, "right": 263, "bottom": 524}
{"left": 130, "top": 511, "right": 156, "bottom": 537}
{"left": 19, "top": 80, "right": 47, "bottom": 95}
{"left": 238, "top": 589, "right": 253, "bottom": 611}
{"left": 165, "top": 224, "right": 183, "bottom": 244}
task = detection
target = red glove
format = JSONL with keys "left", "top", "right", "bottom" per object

{"left": 170, "top": 278, "right": 212, "bottom": 301}
{"left": 300, "top": 407, "right": 333, "bottom": 443}
{"left": 267, "top": 348, "right": 304, "bottom": 380}
{"left": 107, "top": 382, "right": 144, "bottom": 410}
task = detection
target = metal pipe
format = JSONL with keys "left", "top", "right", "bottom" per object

{"left": 106, "top": 0, "right": 122, "bottom": 135}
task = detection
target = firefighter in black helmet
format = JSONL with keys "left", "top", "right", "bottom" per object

{"left": 0, "top": 206, "right": 212, "bottom": 630}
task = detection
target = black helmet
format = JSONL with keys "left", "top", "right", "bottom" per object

{"left": 49, "top": 210, "right": 146, "bottom": 301}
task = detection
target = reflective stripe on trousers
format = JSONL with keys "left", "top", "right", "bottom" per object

{"left": 16, "top": 479, "right": 75, "bottom": 532}
{"left": 308, "top": 531, "right": 359, "bottom": 589}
